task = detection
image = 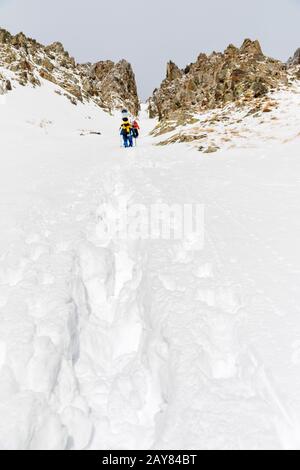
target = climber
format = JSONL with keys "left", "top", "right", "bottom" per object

{"left": 131, "top": 118, "right": 140, "bottom": 139}
{"left": 120, "top": 117, "right": 133, "bottom": 148}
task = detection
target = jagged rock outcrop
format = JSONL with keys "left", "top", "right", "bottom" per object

{"left": 148, "top": 39, "right": 287, "bottom": 121}
{"left": 78, "top": 59, "right": 139, "bottom": 115}
{"left": 166, "top": 61, "right": 183, "bottom": 81}
{"left": 0, "top": 28, "right": 140, "bottom": 114}
{"left": 287, "top": 48, "right": 300, "bottom": 67}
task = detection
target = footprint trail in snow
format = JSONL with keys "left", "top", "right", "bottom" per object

{"left": 1, "top": 86, "right": 300, "bottom": 449}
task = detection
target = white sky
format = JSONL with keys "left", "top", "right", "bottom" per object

{"left": 0, "top": 0, "right": 300, "bottom": 100}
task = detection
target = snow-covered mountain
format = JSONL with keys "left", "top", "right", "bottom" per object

{"left": 148, "top": 39, "right": 294, "bottom": 148}
{"left": 0, "top": 28, "right": 140, "bottom": 114}
{"left": 1, "top": 31, "right": 300, "bottom": 450}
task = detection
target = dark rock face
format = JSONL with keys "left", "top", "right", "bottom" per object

{"left": 166, "top": 61, "right": 183, "bottom": 81}
{"left": 79, "top": 59, "right": 140, "bottom": 115}
{"left": 0, "top": 28, "right": 140, "bottom": 114}
{"left": 148, "top": 39, "right": 288, "bottom": 121}
{"left": 287, "top": 48, "right": 300, "bottom": 66}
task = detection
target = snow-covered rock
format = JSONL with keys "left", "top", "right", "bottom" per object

{"left": 0, "top": 28, "right": 140, "bottom": 114}
{"left": 148, "top": 39, "right": 288, "bottom": 124}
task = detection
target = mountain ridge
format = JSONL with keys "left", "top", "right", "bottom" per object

{"left": 0, "top": 27, "right": 140, "bottom": 115}
{"left": 148, "top": 39, "right": 289, "bottom": 122}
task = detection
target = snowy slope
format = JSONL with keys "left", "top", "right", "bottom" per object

{"left": 1, "top": 76, "right": 300, "bottom": 450}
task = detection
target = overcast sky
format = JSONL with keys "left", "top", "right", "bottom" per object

{"left": 0, "top": 0, "right": 300, "bottom": 100}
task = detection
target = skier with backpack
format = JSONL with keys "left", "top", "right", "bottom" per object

{"left": 131, "top": 118, "right": 140, "bottom": 143}
{"left": 120, "top": 117, "right": 133, "bottom": 148}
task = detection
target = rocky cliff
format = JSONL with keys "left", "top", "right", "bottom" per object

{"left": 287, "top": 48, "right": 300, "bottom": 67}
{"left": 287, "top": 48, "right": 300, "bottom": 81}
{"left": 148, "top": 39, "right": 288, "bottom": 122}
{"left": 0, "top": 28, "right": 140, "bottom": 115}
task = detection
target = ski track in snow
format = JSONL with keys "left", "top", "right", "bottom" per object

{"left": 1, "top": 83, "right": 300, "bottom": 449}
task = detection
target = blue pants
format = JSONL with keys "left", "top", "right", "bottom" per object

{"left": 128, "top": 135, "right": 133, "bottom": 147}
{"left": 123, "top": 134, "right": 133, "bottom": 148}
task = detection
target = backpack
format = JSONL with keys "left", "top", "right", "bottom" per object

{"left": 121, "top": 122, "right": 132, "bottom": 136}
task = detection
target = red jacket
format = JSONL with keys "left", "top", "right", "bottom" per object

{"left": 132, "top": 120, "right": 140, "bottom": 130}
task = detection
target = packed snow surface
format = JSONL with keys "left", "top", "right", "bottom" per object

{"left": 1, "top": 78, "right": 300, "bottom": 450}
